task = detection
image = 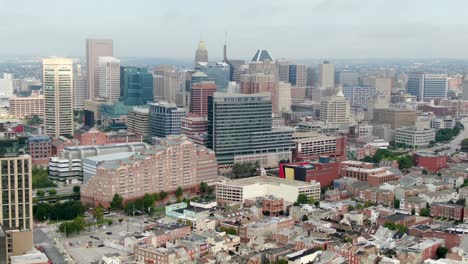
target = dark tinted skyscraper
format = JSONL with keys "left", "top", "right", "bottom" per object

{"left": 149, "top": 102, "right": 185, "bottom": 138}
{"left": 407, "top": 73, "right": 448, "bottom": 101}
{"left": 120, "top": 67, "right": 153, "bottom": 105}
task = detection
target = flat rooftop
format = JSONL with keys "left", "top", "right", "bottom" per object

{"left": 223, "top": 176, "right": 314, "bottom": 187}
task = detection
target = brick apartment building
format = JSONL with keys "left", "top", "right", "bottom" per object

{"left": 413, "top": 151, "right": 447, "bottom": 172}
{"left": 430, "top": 202, "right": 468, "bottom": 221}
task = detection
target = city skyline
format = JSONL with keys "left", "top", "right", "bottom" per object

{"left": 2, "top": 0, "right": 468, "bottom": 59}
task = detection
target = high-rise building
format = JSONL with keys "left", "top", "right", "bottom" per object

{"left": 43, "top": 58, "right": 74, "bottom": 138}
{"left": 73, "top": 64, "right": 88, "bottom": 110}
{"left": 462, "top": 75, "right": 468, "bottom": 100}
{"left": 149, "top": 102, "right": 185, "bottom": 138}
{"left": 207, "top": 92, "right": 294, "bottom": 166}
{"left": 127, "top": 106, "right": 150, "bottom": 140}
{"left": 277, "top": 81, "right": 291, "bottom": 112}
{"left": 227, "top": 60, "right": 245, "bottom": 83}
{"left": 318, "top": 61, "right": 335, "bottom": 89}
{"left": 0, "top": 139, "right": 33, "bottom": 256}
{"left": 153, "top": 65, "right": 185, "bottom": 103}
{"left": 407, "top": 73, "right": 448, "bottom": 101}
{"left": 0, "top": 73, "right": 14, "bottom": 98}
{"left": 98, "top": 56, "right": 120, "bottom": 102}
{"left": 289, "top": 64, "right": 307, "bottom": 99}
{"left": 319, "top": 88, "right": 350, "bottom": 124}
{"left": 423, "top": 74, "right": 448, "bottom": 99}
{"left": 9, "top": 95, "right": 44, "bottom": 119}
{"left": 240, "top": 73, "right": 279, "bottom": 113}
{"left": 249, "top": 49, "right": 276, "bottom": 75}
{"left": 81, "top": 135, "right": 217, "bottom": 207}
{"left": 374, "top": 77, "right": 392, "bottom": 97}
{"left": 342, "top": 86, "right": 377, "bottom": 109}
{"left": 195, "top": 40, "right": 208, "bottom": 64}
{"left": 336, "top": 70, "right": 358, "bottom": 86}
{"left": 190, "top": 81, "right": 217, "bottom": 117}
{"left": 181, "top": 113, "right": 208, "bottom": 146}
{"left": 86, "top": 39, "right": 113, "bottom": 99}
{"left": 120, "top": 67, "right": 153, "bottom": 105}
{"left": 196, "top": 62, "right": 230, "bottom": 91}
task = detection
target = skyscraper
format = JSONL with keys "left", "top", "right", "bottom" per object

{"left": 207, "top": 92, "right": 294, "bottom": 166}
{"left": 240, "top": 73, "right": 279, "bottom": 113}
{"left": 86, "top": 39, "right": 113, "bottom": 99}
{"left": 43, "top": 58, "right": 74, "bottom": 138}
{"left": 462, "top": 75, "right": 468, "bottom": 100}
{"left": 318, "top": 61, "right": 335, "bottom": 89}
{"left": 342, "top": 86, "right": 377, "bottom": 109}
{"left": 153, "top": 65, "right": 185, "bottom": 103}
{"left": 407, "top": 73, "right": 448, "bottom": 101}
{"left": 120, "top": 67, "right": 154, "bottom": 105}
{"left": 73, "top": 64, "right": 88, "bottom": 110}
{"left": 249, "top": 49, "right": 276, "bottom": 75}
{"left": 320, "top": 88, "right": 350, "bottom": 124}
{"left": 277, "top": 81, "right": 291, "bottom": 112}
{"left": 0, "top": 138, "right": 33, "bottom": 256}
{"left": 98, "top": 57, "right": 120, "bottom": 102}
{"left": 149, "top": 102, "right": 185, "bottom": 138}
{"left": 195, "top": 40, "right": 208, "bottom": 64}
{"left": 190, "top": 81, "right": 217, "bottom": 116}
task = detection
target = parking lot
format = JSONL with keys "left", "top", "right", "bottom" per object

{"left": 59, "top": 215, "right": 151, "bottom": 263}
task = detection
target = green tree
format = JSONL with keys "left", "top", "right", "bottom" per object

{"left": 73, "top": 186, "right": 80, "bottom": 194}
{"left": 199, "top": 182, "right": 208, "bottom": 196}
{"left": 33, "top": 203, "right": 50, "bottom": 221}
{"left": 394, "top": 199, "right": 400, "bottom": 209}
{"left": 302, "top": 215, "right": 309, "bottom": 222}
{"left": 152, "top": 192, "right": 160, "bottom": 201}
{"left": 411, "top": 208, "right": 416, "bottom": 215}
{"left": 47, "top": 189, "right": 57, "bottom": 196}
{"left": 420, "top": 208, "right": 430, "bottom": 217}
{"left": 110, "top": 193, "right": 123, "bottom": 210}
{"left": 397, "top": 155, "right": 413, "bottom": 170}
{"left": 36, "top": 190, "right": 45, "bottom": 197}
{"left": 32, "top": 167, "right": 56, "bottom": 188}
{"left": 143, "top": 193, "right": 155, "bottom": 213}
{"left": 297, "top": 194, "right": 308, "bottom": 204}
{"left": 93, "top": 205, "right": 105, "bottom": 222}
{"left": 124, "top": 202, "right": 135, "bottom": 216}
{"left": 159, "top": 191, "right": 168, "bottom": 201}
{"left": 436, "top": 246, "right": 448, "bottom": 259}
{"left": 348, "top": 205, "right": 355, "bottom": 212}
{"left": 220, "top": 226, "right": 237, "bottom": 235}
{"left": 422, "top": 168, "right": 429, "bottom": 175}
{"left": 175, "top": 186, "right": 184, "bottom": 200}
{"left": 107, "top": 219, "right": 113, "bottom": 226}
{"left": 118, "top": 218, "right": 124, "bottom": 224}
{"left": 362, "top": 156, "right": 374, "bottom": 163}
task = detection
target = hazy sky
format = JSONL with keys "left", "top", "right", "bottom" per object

{"left": 1, "top": 0, "right": 468, "bottom": 59}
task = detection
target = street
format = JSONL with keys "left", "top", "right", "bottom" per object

{"left": 34, "top": 228, "right": 66, "bottom": 264}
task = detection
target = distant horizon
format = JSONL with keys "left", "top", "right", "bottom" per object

{"left": 2, "top": 0, "right": 468, "bottom": 59}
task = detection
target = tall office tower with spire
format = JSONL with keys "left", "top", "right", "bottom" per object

{"left": 318, "top": 60, "right": 335, "bottom": 90}
{"left": 153, "top": 65, "right": 185, "bottom": 103}
{"left": 98, "top": 56, "right": 120, "bottom": 102}
{"left": 86, "top": 39, "right": 113, "bottom": 99}
{"left": 43, "top": 58, "right": 74, "bottom": 138}
{"left": 73, "top": 64, "right": 88, "bottom": 110}
{"left": 320, "top": 87, "right": 350, "bottom": 124}
{"left": 195, "top": 40, "right": 208, "bottom": 64}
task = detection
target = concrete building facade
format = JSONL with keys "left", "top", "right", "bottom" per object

{"left": 42, "top": 58, "right": 74, "bottom": 138}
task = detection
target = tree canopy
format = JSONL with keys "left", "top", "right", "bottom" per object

{"left": 232, "top": 161, "right": 260, "bottom": 178}
{"left": 110, "top": 193, "right": 123, "bottom": 210}
{"left": 33, "top": 201, "right": 85, "bottom": 221}
{"left": 32, "top": 167, "right": 56, "bottom": 188}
